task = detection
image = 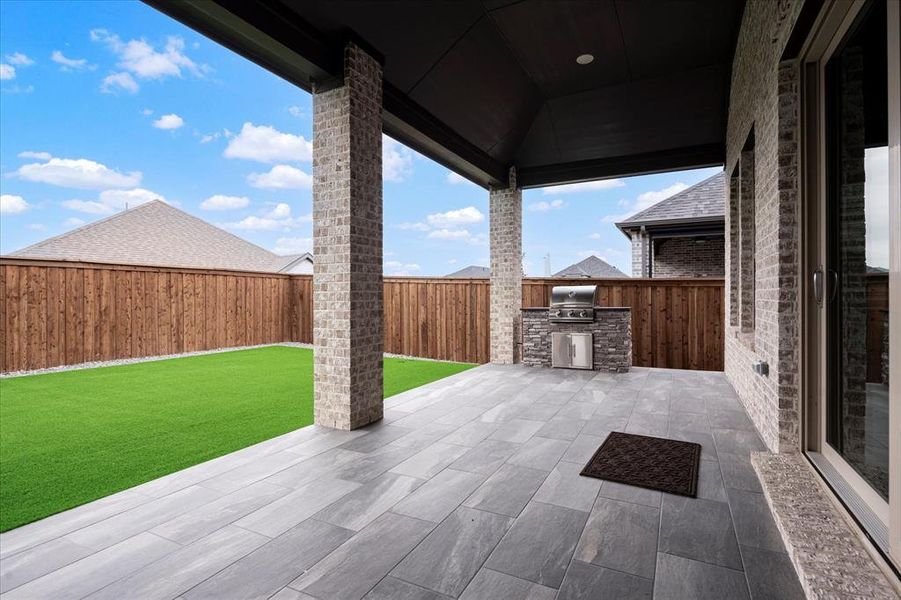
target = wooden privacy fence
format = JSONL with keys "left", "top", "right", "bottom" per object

{"left": 0, "top": 258, "right": 725, "bottom": 373}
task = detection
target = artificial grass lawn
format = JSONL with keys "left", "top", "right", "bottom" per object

{"left": 0, "top": 346, "right": 475, "bottom": 532}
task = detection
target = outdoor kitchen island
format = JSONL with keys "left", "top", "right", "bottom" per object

{"left": 521, "top": 306, "right": 632, "bottom": 372}
{"left": 520, "top": 285, "right": 631, "bottom": 373}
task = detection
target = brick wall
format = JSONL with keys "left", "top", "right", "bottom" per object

{"left": 724, "top": 0, "right": 804, "bottom": 452}
{"left": 521, "top": 308, "right": 631, "bottom": 372}
{"left": 652, "top": 237, "right": 725, "bottom": 278}
{"left": 489, "top": 168, "right": 522, "bottom": 364}
{"left": 311, "top": 42, "right": 384, "bottom": 430}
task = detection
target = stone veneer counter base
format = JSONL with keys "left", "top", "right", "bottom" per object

{"left": 521, "top": 307, "right": 631, "bottom": 373}
{"left": 751, "top": 452, "right": 899, "bottom": 599}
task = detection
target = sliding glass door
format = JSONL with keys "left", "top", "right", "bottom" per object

{"left": 806, "top": 0, "right": 899, "bottom": 569}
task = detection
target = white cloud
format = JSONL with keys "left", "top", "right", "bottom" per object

{"left": 18, "top": 150, "right": 52, "bottom": 160}
{"left": 51, "top": 50, "right": 92, "bottom": 71}
{"left": 602, "top": 182, "right": 690, "bottom": 223}
{"left": 0, "top": 194, "right": 30, "bottom": 214}
{"left": 287, "top": 105, "right": 305, "bottom": 118}
{"left": 265, "top": 203, "right": 290, "bottom": 218}
{"left": 221, "top": 203, "right": 310, "bottom": 231}
{"left": 427, "top": 229, "right": 471, "bottom": 240}
{"left": 152, "top": 113, "right": 184, "bottom": 130}
{"left": 64, "top": 217, "right": 86, "bottom": 228}
{"left": 91, "top": 29, "right": 205, "bottom": 81}
{"left": 199, "top": 133, "right": 219, "bottom": 144}
{"left": 385, "top": 260, "right": 421, "bottom": 276}
{"left": 27, "top": 223, "right": 47, "bottom": 231}
{"left": 0, "top": 64, "right": 15, "bottom": 80}
{"left": 221, "top": 216, "right": 290, "bottom": 231}
{"left": 427, "top": 229, "right": 487, "bottom": 245}
{"left": 2, "top": 84, "right": 33, "bottom": 94}
{"left": 383, "top": 135, "right": 413, "bottom": 182}
{"left": 141, "top": 108, "right": 154, "bottom": 116}
{"left": 248, "top": 164, "right": 312, "bottom": 189}
{"left": 200, "top": 194, "right": 249, "bottom": 211}
{"left": 528, "top": 199, "right": 566, "bottom": 212}
{"left": 540, "top": 179, "right": 625, "bottom": 195}
{"left": 60, "top": 200, "right": 114, "bottom": 214}
{"left": 100, "top": 71, "right": 138, "bottom": 94}
{"left": 446, "top": 171, "right": 475, "bottom": 186}
{"left": 62, "top": 188, "right": 166, "bottom": 214}
{"left": 224, "top": 122, "right": 312, "bottom": 163}
{"left": 273, "top": 236, "right": 312, "bottom": 255}
{"left": 6, "top": 52, "right": 33, "bottom": 66}
{"left": 635, "top": 183, "right": 688, "bottom": 207}
{"left": 447, "top": 258, "right": 458, "bottom": 265}
{"left": 396, "top": 222, "right": 431, "bottom": 231}
{"left": 17, "top": 156, "right": 141, "bottom": 190}
{"left": 426, "top": 206, "right": 484, "bottom": 228}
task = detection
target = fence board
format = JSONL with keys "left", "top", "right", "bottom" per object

{"left": 0, "top": 259, "right": 726, "bottom": 372}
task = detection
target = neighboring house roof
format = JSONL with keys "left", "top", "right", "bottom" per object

{"left": 9, "top": 200, "right": 312, "bottom": 274}
{"left": 273, "top": 253, "right": 314, "bottom": 273}
{"left": 446, "top": 265, "right": 490, "bottom": 278}
{"left": 615, "top": 172, "right": 726, "bottom": 233}
{"left": 553, "top": 255, "right": 629, "bottom": 278}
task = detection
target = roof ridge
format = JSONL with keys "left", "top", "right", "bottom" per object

{"left": 12, "top": 200, "right": 282, "bottom": 262}
{"left": 140, "top": 201, "right": 280, "bottom": 259}
{"left": 615, "top": 172, "right": 725, "bottom": 228}
{"left": 11, "top": 200, "right": 164, "bottom": 256}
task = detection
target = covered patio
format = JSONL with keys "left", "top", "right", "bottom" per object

{"left": 0, "top": 364, "right": 802, "bottom": 599}
{"left": 2, "top": 0, "right": 898, "bottom": 596}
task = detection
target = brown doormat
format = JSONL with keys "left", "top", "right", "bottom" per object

{"left": 580, "top": 432, "right": 701, "bottom": 497}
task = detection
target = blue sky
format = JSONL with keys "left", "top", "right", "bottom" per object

{"left": 0, "top": 0, "right": 720, "bottom": 276}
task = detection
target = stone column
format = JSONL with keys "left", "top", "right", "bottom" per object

{"left": 489, "top": 167, "right": 522, "bottom": 364}
{"left": 312, "top": 41, "right": 383, "bottom": 430}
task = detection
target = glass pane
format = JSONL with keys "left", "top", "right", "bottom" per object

{"left": 825, "top": 2, "right": 889, "bottom": 501}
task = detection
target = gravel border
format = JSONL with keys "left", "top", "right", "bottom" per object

{"left": 0, "top": 343, "right": 472, "bottom": 379}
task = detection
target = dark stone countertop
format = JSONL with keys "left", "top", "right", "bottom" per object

{"left": 521, "top": 306, "right": 630, "bottom": 312}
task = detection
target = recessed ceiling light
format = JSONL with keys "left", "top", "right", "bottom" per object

{"left": 576, "top": 54, "right": 594, "bottom": 65}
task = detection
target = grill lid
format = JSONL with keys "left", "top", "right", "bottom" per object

{"left": 550, "top": 285, "right": 597, "bottom": 308}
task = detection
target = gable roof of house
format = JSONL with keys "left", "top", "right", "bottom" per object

{"left": 445, "top": 265, "right": 490, "bottom": 278}
{"left": 9, "top": 200, "right": 308, "bottom": 273}
{"left": 553, "top": 255, "right": 629, "bottom": 278}
{"left": 615, "top": 172, "right": 725, "bottom": 231}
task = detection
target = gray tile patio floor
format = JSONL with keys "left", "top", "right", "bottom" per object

{"left": 0, "top": 364, "right": 805, "bottom": 600}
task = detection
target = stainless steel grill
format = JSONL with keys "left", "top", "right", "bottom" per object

{"left": 549, "top": 285, "right": 597, "bottom": 323}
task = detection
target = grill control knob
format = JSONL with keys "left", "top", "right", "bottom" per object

{"left": 579, "top": 310, "right": 587, "bottom": 318}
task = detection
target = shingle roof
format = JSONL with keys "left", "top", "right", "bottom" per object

{"left": 553, "top": 255, "right": 629, "bottom": 278}
{"left": 616, "top": 172, "right": 725, "bottom": 228}
{"left": 445, "top": 265, "right": 490, "bottom": 278}
{"left": 9, "top": 200, "right": 306, "bottom": 273}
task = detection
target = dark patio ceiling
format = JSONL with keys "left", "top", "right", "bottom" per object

{"left": 146, "top": 0, "right": 744, "bottom": 188}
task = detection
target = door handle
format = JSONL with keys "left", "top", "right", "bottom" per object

{"left": 813, "top": 268, "right": 824, "bottom": 305}
{"left": 828, "top": 269, "right": 838, "bottom": 303}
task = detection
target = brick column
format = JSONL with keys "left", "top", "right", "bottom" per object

{"left": 312, "top": 42, "right": 383, "bottom": 430}
{"left": 489, "top": 167, "right": 522, "bottom": 364}
{"left": 630, "top": 229, "right": 650, "bottom": 277}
